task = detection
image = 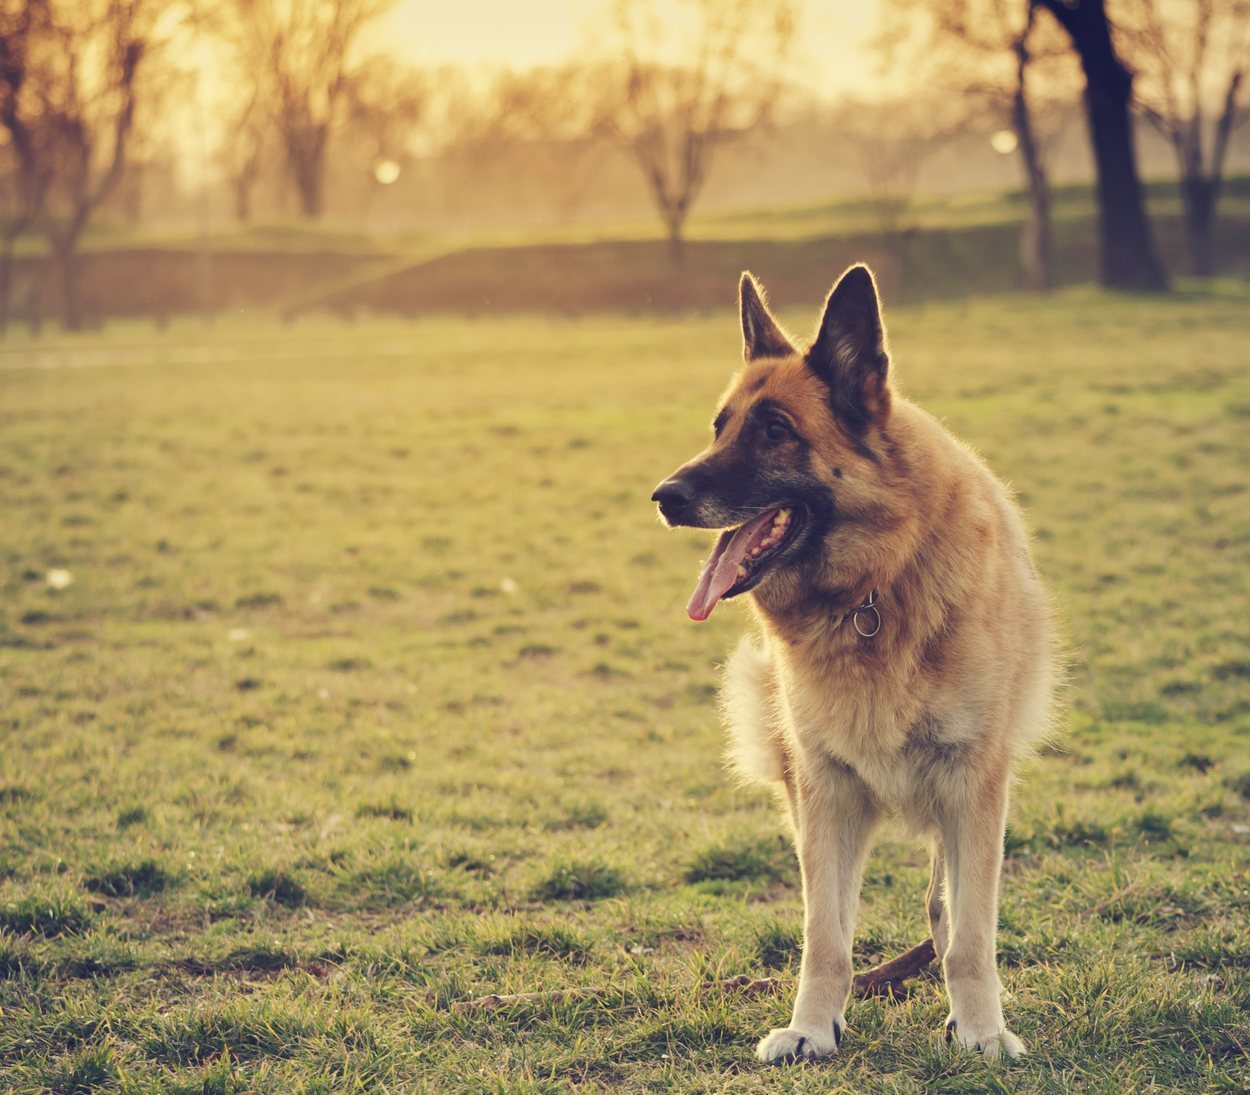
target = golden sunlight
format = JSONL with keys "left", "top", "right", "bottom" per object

{"left": 372, "top": 0, "right": 886, "bottom": 99}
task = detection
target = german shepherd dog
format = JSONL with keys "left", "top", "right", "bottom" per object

{"left": 652, "top": 266, "right": 1056, "bottom": 1062}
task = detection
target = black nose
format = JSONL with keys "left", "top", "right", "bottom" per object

{"left": 652, "top": 477, "right": 695, "bottom": 518}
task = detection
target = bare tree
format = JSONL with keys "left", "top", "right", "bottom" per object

{"left": 489, "top": 65, "right": 608, "bottom": 223}
{"left": 343, "top": 56, "right": 426, "bottom": 166}
{"left": 883, "top": 0, "right": 1079, "bottom": 291}
{"left": 1116, "top": 0, "right": 1250, "bottom": 276}
{"left": 822, "top": 94, "right": 963, "bottom": 284}
{"left": 223, "top": 0, "right": 392, "bottom": 219}
{"left": 335, "top": 56, "right": 427, "bottom": 216}
{"left": 218, "top": 88, "right": 270, "bottom": 223}
{"left": 429, "top": 68, "right": 521, "bottom": 220}
{"left": 0, "top": 0, "right": 166, "bottom": 330}
{"left": 1034, "top": 0, "right": 1170, "bottom": 290}
{"left": 0, "top": 118, "right": 41, "bottom": 333}
{"left": 593, "top": 0, "right": 797, "bottom": 264}
{"left": 426, "top": 65, "right": 605, "bottom": 226}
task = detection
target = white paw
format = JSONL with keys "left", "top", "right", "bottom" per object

{"left": 755, "top": 1021, "right": 842, "bottom": 1064}
{"left": 945, "top": 1018, "right": 1026, "bottom": 1060}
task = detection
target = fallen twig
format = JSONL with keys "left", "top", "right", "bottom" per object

{"left": 851, "top": 938, "right": 937, "bottom": 999}
{"left": 450, "top": 938, "right": 938, "bottom": 1012}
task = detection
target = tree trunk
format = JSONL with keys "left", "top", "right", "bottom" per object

{"left": 292, "top": 158, "right": 323, "bottom": 218}
{"left": 665, "top": 212, "right": 687, "bottom": 268}
{"left": 50, "top": 233, "right": 85, "bottom": 332}
{"left": 1013, "top": 88, "right": 1053, "bottom": 291}
{"left": 1011, "top": 23, "right": 1053, "bottom": 293}
{"left": 233, "top": 173, "right": 253, "bottom": 222}
{"left": 0, "top": 229, "right": 18, "bottom": 336}
{"left": 1035, "top": 0, "right": 1168, "bottom": 291}
{"left": 1180, "top": 174, "right": 1216, "bottom": 278}
{"left": 287, "top": 127, "right": 327, "bottom": 219}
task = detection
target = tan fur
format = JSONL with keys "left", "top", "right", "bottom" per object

{"left": 681, "top": 268, "right": 1059, "bottom": 1063}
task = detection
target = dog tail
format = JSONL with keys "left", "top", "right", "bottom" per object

{"left": 720, "top": 636, "right": 791, "bottom": 791}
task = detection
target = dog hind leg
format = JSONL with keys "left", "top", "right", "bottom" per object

{"left": 927, "top": 841, "right": 951, "bottom": 960}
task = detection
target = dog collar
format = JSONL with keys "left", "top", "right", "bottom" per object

{"left": 848, "top": 589, "right": 881, "bottom": 638}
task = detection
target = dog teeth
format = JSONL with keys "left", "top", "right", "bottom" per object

{"left": 736, "top": 564, "right": 748, "bottom": 579}
{"left": 748, "top": 509, "right": 792, "bottom": 567}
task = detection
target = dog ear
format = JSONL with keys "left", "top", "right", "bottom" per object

{"left": 739, "top": 272, "right": 796, "bottom": 361}
{"left": 806, "top": 265, "right": 890, "bottom": 430}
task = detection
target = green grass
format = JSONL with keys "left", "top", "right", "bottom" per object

{"left": 1, "top": 288, "right": 1248, "bottom": 1090}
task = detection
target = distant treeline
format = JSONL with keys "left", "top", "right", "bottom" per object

{"left": 3, "top": 184, "right": 1248, "bottom": 329}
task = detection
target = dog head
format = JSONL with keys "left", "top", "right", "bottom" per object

{"left": 653, "top": 265, "right": 897, "bottom": 621}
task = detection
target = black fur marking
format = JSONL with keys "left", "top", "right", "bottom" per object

{"left": 832, "top": 1021, "right": 842, "bottom": 1048}
{"left": 904, "top": 715, "right": 971, "bottom": 774}
{"left": 713, "top": 407, "right": 732, "bottom": 437}
{"left": 833, "top": 466, "right": 843, "bottom": 479}
{"left": 908, "top": 712, "right": 944, "bottom": 741}
{"left": 850, "top": 435, "right": 880, "bottom": 464}
{"left": 794, "top": 1036, "right": 807, "bottom": 1057}
{"left": 740, "top": 272, "right": 796, "bottom": 362}
{"left": 748, "top": 373, "right": 770, "bottom": 393}
{"left": 746, "top": 398, "right": 809, "bottom": 451}
{"left": 807, "top": 266, "right": 889, "bottom": 435}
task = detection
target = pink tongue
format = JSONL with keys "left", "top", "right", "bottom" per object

{"left": 686, "top": 510, "right": 779, "bottom": 621}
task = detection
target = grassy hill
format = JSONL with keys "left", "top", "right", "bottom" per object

{"left": 4, "top": 178, "right": 1250, "bottom": 327}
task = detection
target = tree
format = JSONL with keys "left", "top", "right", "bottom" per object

{"left": 429, "top": 68, "right": 526, "bottom": 220}
{"left": 1034, "top": 0, "right": 1170, "bottom": 290}
{"left": 224, "top": 0, "right": 392, "bottom": 219}
{"left": 883, "top": 0, "right": 1079, "bottom": 291}
{"left": 0, "top": 116, "right": 41, "bottom": 334}
{"left": 0, "top": 0, "right": 167, "bottom": 330}
{"left": 334, "top": 56, "right": 427, "bottom": 217}
{"left": 1116, "top": 0, "right": 1250, "bottom": 276}
{"left": 428, "top": 65, "right": 608, "bottom": 227}
{"left": 219, "top": 87, "right": 270, "bottom": 223}
{"left": 487, "top": 65, "right": 609, "bottom": 223}
{"left": 342, "top": 56, "right": 426, "bottom": 168}
{"left": 821, "top": 94, "right": 962, "bottom": 280}
{"left": 593, "top": 0, "right": 797, "bottom": 264}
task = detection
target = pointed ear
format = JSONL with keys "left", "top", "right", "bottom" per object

{"left": 739, "top": 272, "right": 796, "bottom": 361}
{"left": 806, "top": 265, "right": 890, "bottom": 430}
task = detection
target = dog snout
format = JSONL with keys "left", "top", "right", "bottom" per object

{"left": 652, "top": 476, "right": 696, "bottom": 522}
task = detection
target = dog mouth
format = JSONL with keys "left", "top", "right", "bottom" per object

{"left": 687, "top": 506, "right": 801, "bottom": 621}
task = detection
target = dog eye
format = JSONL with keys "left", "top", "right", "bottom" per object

{"left": 765, "top": 419, "right": 790, "bottom": 442}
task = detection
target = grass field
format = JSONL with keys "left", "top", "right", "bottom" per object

{"left": 2, "top": 286, "right": 1249, "bottom": 1092}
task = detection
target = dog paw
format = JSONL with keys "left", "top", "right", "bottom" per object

{"left": 945, "top": 1018, "right": 1026, "bottom": 1061}
{"left": 755, "top": 1021, "right": 842, "bottom": 1064}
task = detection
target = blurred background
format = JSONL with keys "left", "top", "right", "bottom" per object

{"left": 1, "top": 0, "right": 1247, "bottom": 331}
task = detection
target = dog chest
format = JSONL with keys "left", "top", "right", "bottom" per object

{"left": 783, "top": 677, "right": 976, "bottom": 819}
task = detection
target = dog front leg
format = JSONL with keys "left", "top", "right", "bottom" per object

{"left": 940, "top": 760, "right": 1025, "bottom": 1060}
{"left": 756, "top": 762, "right": 878, "bottom": 1063}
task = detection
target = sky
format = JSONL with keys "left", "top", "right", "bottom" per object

{"left": 369, "top": 0, "right": 890, "bottom": 102}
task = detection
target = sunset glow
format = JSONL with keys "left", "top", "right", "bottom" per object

{"left": 371, "top": 0, "right": 888, "bottom": 99}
